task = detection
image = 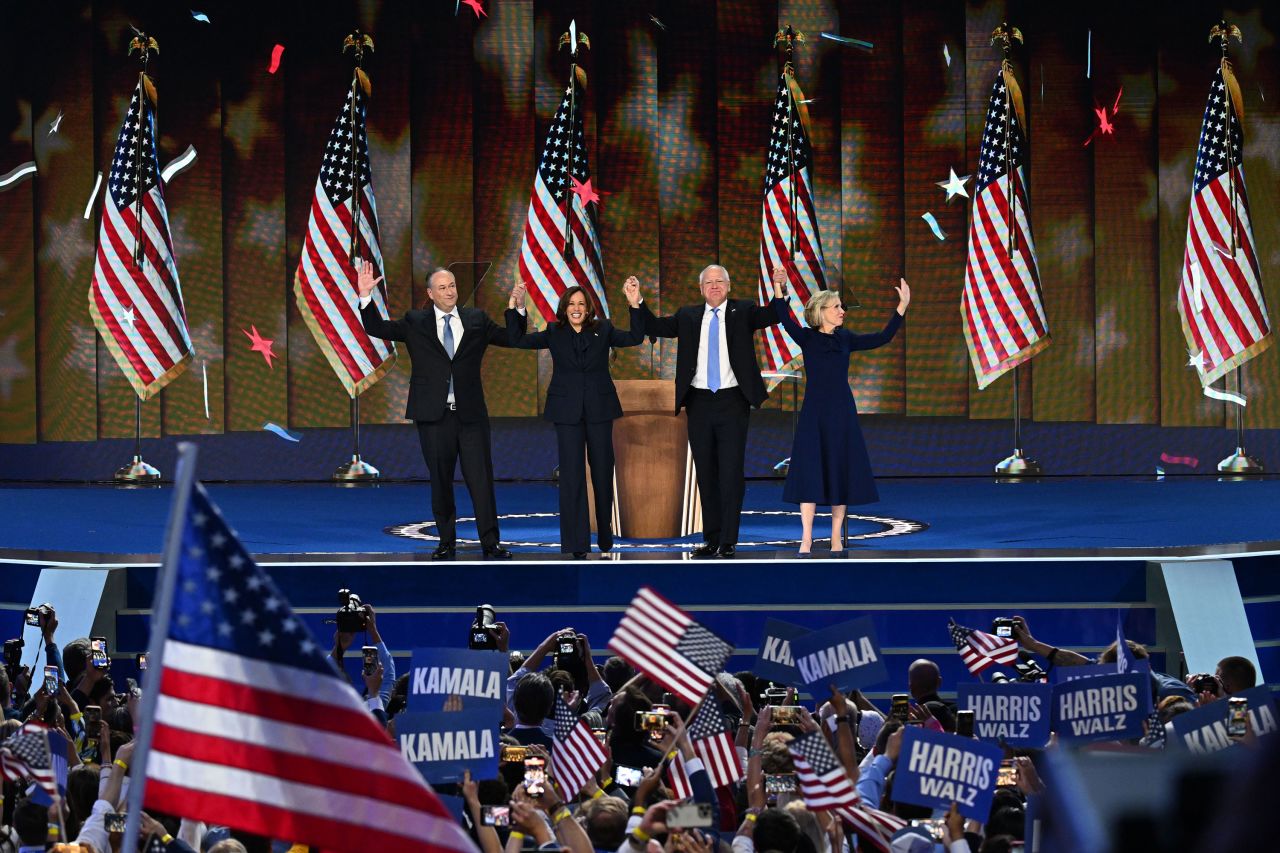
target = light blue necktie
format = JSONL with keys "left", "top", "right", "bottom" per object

{"left": 443, "top": 313, "right": 456, "bottom": 398}
{"left": 708, "top": 307, "right": 721, "bottom": 393}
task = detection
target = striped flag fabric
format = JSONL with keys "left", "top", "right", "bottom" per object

{"left": 1177, "top": 63, "right": 1271, "bottom": 388}
{"left": 517, "top": 79, "right": 608, "bottom": 325}
{"left": 293, "top": 80, "right": 396, "bottom": 397}
{"left": 787, "top": 730, "right": 858, "bottom": 810}
{"left": 832, "top": 802, "right": 907, "bottom": 853}
{"left": 550, "top": 693, "right": 608, "bottom": 798}
{"left": 757, "top": 69, "right": 828, "bottom": 375}
{"left": 949, "top": 619, "right": 1019, "bottom": 676}
{"left": 607, "top": 587, "right": 733, "bottom": 706}
{"left": 666, "top": 699, "right": 743, "bottom": 796}
{"left": 962, "top": 67, "right": 1050, "bottom": 389}
{"left": 135, "top": 476, "right": 474, "bottom": 853}
{"left": 0, "top": 721, "right": 58, "bottom": 796}
{"left": 88, "top": 78, "right": 194, "bottom": 401}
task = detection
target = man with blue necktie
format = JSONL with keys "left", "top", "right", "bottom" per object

{"left": 637, "top": 265, "right": 782, "bottom": 558}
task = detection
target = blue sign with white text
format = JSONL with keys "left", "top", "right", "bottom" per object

{"left": 957, "top": 682, "right": 1052, "bottom": 747}
{"left": 752, "top": 618, "right": 810, "bottom": 687}
{"left": 894, "top": 726, "right": 1004, "bottom": 820}
{"left": 1170, "top": 685, "right": 1279, "bottom": 754}
{"left": 1052, "top": 660, "right": 1149, "bottom": 684}
{"left": 397, "top": 708, "right": 499, "bottom": 784}
{"left": 1051, "top": 672, "right": 1150, "bottom": 742}
{"left": 409, "top": 647, "right": 508, "bottom": 712}
{"left": 788, "top": 617, "right": 887, "bottom": 694}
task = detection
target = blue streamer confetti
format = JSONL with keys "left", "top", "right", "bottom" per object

{"left": 263, "top": 422, "right": 301, "bottom": 442}
{"left": 819, "top": 33, "right": 873, "bottom": 51}
{"left": 921, "top": 212, "right": 947, "bottom": 241}
{"left": 190, "top": 10, "right": 210, "bottom": 23}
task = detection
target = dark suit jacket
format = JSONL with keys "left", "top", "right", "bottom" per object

{"left": 359, "top": 301, "right": 524, "bottom": 423}
{"left": 638, "top": 298, "right": 780, "bottom": 411}
{"left": 503, "top": 306, "right": 646, "bottom": 424}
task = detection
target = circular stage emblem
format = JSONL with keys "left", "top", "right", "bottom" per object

{"left": 386, "top": 509, "right": 927, "bottom": 550}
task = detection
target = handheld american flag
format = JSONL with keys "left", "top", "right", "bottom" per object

{"left": 832, "top": 802, "right": 907, "bottom": 853}
{"left": 517, "top": 80, "right": 608, "bottom": 325}
{"left": 666, "top": 698, "right": 743, "bottom": 796}
{"left": 962, "top": 67, "right": 1050, "bottom": 389}
{"left": 88, "top": 78, "right": 194, "bottom": 400}
{"left": 293, "top": 80, "right": 396, "bottom": 397}
{"left": 126, "top": 448, "right": 474, "bottom": 853}
{"left": 757, "top": 70, "right": 828, "bottom": 375}
{"left": 786, "top": 730, "right": 858, "bottom": 810}
{"left": 0, "top": 721, "right": 58, "bottom": 796}
{"left": 949, "top": 619, "right": 1019, "bottom": 677}
{"left": 608, "top": 587, "right": 733, "bottom": 706}
{"left": 550, "top": 693, "right": 608, "bottom": 798}
{"left": 1177, "top": 64, "right": 1271, "bottom": 388}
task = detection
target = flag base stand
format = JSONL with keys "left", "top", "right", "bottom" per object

{"left": 994, "top": 449, "right": 1042, "bottom": 479}
{"left": 333, "top": 454, "right": 380, "bottom": 482}
{"left": 115, "top": 455, "right": 162, "bottom": 484}
{"left": 1217, "top": 448, "right": 1263, "bottom": 477}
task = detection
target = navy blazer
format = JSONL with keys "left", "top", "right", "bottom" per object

{"left": 504, "top": 306, "right": 646, "bottom": 424}
{"left": 359, "top": 301, "right": 524, "bottom": 423}
{"left": 638, "top": 298, "right": 780, "bottom": 411}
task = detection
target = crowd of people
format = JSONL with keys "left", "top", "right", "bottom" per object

{"left": 1, "top": 602, "right": 1268, "bottom": 852}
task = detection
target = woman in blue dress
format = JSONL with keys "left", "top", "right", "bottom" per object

{"left": 770, "top": 268, "right": 910, "bottom": 555}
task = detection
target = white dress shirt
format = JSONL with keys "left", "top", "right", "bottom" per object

{"left": 692, "top": 302, "right": 738, "bottom": 391}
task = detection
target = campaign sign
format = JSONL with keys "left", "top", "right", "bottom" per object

{"left": 1170, "top": 685, "right": 1278, "bottom": 755}
{"left": 1052, "top": 660, "right": 1149, "bottom": 684}
{"left": 409, "top": 647, "right": 507, "bottom": 712}
{"left": 1051, "top": 672, "right": 1150, "bottom": 742}
{"left": 752, "top": 618, "right": 810, "bottom": 687}
{"left": 957, "top": 682, "right": 1052, "bottom": 747}
{"left": 397, "top": 708, "right": 498, "bottom": 783}
{"left": 788, "top": 616, "right": 887, "bottom": 695}
{"left": 894, "top": 726, "right": 1003, "bottom": 821}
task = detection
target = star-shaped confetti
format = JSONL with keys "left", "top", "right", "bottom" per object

{"left": 936, "top": 168, "right": 971, "bottom": 201}
{"left": 461, "top": 0, "right": 486, "bottom": 18}
{"left": 570, "top": 175, "right": 600, "bottom": 207}
{"left": 122, "top": 306, "right": 136, "bottom": 327}
{"left": 243, "top": 324, "right": 277, "bottom": 368}
{"left": 1187, "top": 350, "right": 1205, "bottom": 371}
{"left": 49, "top": 111, "right": 64, "bottom": 134}
{"left": 1083, "top": 87, "right": 1123, "bottom": 147}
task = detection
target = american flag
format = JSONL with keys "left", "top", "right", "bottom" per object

{"left": 962, "top": 68, "right": 1050, "bottom": 389}
{"left": 949, "top": 619, "right": 1019, "bottom": 676}
{"left": 293, "top": 82, "right": 396, "bottom": 397}
{"left": 666, "top": 698, "right": 743, "bottom": 796}
{"left": 88, "top": 78, "right": 194, "bottom": 401}
{"left": 787, "top": 730, "right": 858, "bottom": 810}
{"left": 608, "top": 587, "right": 733, "bottom": 706}
{"left": 136, "top": 478, "right": 474, "bottom": 853}
{"left": 1177, "top": 65, "right": 1271, "bottom": 387}
{"left": 0, "top": 721, "right": 57, "bottom": 796}
{"left": 757, "top": 70, "right": 828, "bottom": 374}
{"left": 832, "top": 802, "right": 907, "bottom": 853}
{"left": 517, "top": 80, "right": 608, "bottom": 325}
{"left": 550, "top": 693, "right": 608, "bottom": 798}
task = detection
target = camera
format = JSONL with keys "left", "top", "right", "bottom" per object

{"left": 890, "top": 694, "right": 910, "bottom": 723}
{"left": 523, "top": 756, "right": 546, "bottom": 796}
{"left": 996, "top": 759, "right": 1018, "bottom": 787}
{"left": 362, "top": 646, "right": 379, "bottom": 677}
{"left": 557, "top": 632, "right": 578, "bottom": 657}
{"left": 481, "top": 805, "right": 511, "bottom": 827}
{"left": 334, "top": 589, "right": 370, "bottom": 633}
{"left": 991, "top": 618, "right": 1016, "bottom": 639}
{"left": 614, "top": 764, "right": 644, "bottom": 787}
{"left": 635, "top": 709, "right": 668, "bottom": 734}
{"left": 84, "top": 704, "right": 102, "bottom": 735}
{"left": 43, "top": 665, "right": 58, "bottom": 695}
{"left": 137, "top": 653, "right": 148, "bottom": 672}
{"left": 771, "top": 705, "right": 803, "bottom": 726}
{"left": 666, "top": 803, "right": 714, "bottom": 830}
{"left": 105, "top": 813, "right": 128, "bottom": 834}
{"left": 469, "top": 604, "right": 497, "bottom": 650}
{"left": 24, "top": 604, "right": 51, "bottom": 628}
{"left": 762, "top": 686, "right": 788, "bottom": 706}
{"left": 1228, "top": 696, "right": 1249, "bottom": 738}
{"left": 1191, "top": 673, "right": 1221, "bottom": 696}
{"left": 90, "top": 637, "right": 110, "bottom": 670}
{"left": 2, "top": 637, "right": 22, "bottom": 670}
{"left": 956, "top": 709, "right": 975, "bottom": 738}
{"left": 764, "top": 773, "right": 796, "bottom": 794}
{"left": 910, "top": 819, "right": 947, "bottom": 841}
{"left": 501, "top": 745, "right": 530, "bottom": 763}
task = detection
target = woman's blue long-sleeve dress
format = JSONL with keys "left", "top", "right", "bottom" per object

{"left": 772, "top": 297, "right": 903, "bottom": 506}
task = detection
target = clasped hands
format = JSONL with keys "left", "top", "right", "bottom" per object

{"left": 507, "top": 276, "right": 644, "bottom": 310}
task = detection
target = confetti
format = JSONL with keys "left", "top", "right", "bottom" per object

{"left": 161, "top": 144, "right": 198, "bottom": 183}
{"left": 649, "top": 15, "right": 667, "bottom": 31}
{"left": 267, "top": 44, "right": 285, "bottom": 74}
{"left": 190, "top": 10, "right": 210, "bottom": 23}
{"left": 1083, "top": 88, "right": 1124, "bottom": 147}
{"left": 0, "top": 161, "right": 37, "bottom": 192}
{"left": 1190, "top": 260, "right": 1203, "bottom": 312}
{"left": 83, "top": 171, "right": 103, "bottom": 219}
{"left": 202, "top": 361, "right": 210, "bottom": 419}
{"left": 1086, "top": 29, "right": 1091, "bottom": 79}
{"left": 1159, "top": 453, "right": 1199, "bottom": 468}
{"left": 819, "top": 33, "right": 873, "bottom": 51}
{"left": 1188, "top": 350, "right": 1205, "bottom": 371}
{"left": 943, "top": 43, "right": 951, "bottom": 67}
{"left": 921, "top": 212, "right": 947, "bottom": 241}
{"left": 1155, "top": 467, "right": 1165, "bottom": 478}
{"left": 243, "top": 324, "right": 277, "bottom": 368}
{"left": 49, "top": 111, "right": 64, "bottom": 134}
{"left": 461, "top": 0, "right": 486, "bottom": 18}
{"left": 570, "top": 176, "right": 599, "bottom": 206}
{"left": 935, "top": 168, "right": 971, "bottom": 201}
{"left": 1204, "top": 384, "right": 1246, "bottom": 407}
{"left": 122, "top": 306, "right": 136, "bottom": 327}
{"left": 263, "top": 422, "right": 301, "bottom": 442}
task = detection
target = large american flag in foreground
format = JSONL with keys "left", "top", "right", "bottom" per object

{"left": 962, "top": 67, "right": 1050, "bottom": 389}
{"left": 517, "top": 80, "right": 608, "bottom": 325}
{"left": 0, "top": 721, "right": 57, "bottom": 796}
{"left": 787, "top": 730, "right": 858, "bottom": 810}
{"left": 293, "top": 81, "right": 396, "bottom": 397}
{"left": 550, "top": 693, "right": 608, "bottom": 797}
{"left": 88, "top": 78, "right": 194, "bottom": 401}
{"left": 608, "top": 587, "right": 733, "bottom": 706}
{"left": 757, "top": 70, "right": 828, "bottom": 374}
{"left": 667, "top": 698, "right": 743, "bottom": 797}
{"left": 1177, "top": 64, "right": 1271, "bottom": 388}
{"left": 139, "top": 479, "right": 473, "bottom": 853}
{"left": 949, "top": 619, "right": 1019, "bottom": 676}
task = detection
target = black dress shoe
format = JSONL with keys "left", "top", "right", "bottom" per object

{"left": 432, "top": 543, "right": 456, "bottom": 560}
{"left": 573, "top": 551, "right": 589, "bottom": 560}
{"left": 718, "top": 544, "right": 737, "bottom": 558}
{"left": 691, "top": 542, "right": 719, "bottom": 558}
{"left": 483, "top": 545, "right": 513, "bottom": 560}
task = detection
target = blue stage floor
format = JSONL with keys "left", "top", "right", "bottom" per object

{"left": 2, "top": 476, "right": 1279, "bottom": 558}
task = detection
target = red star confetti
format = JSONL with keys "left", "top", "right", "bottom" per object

{"left": 1159, "top": 452, "right": 1199, "bottom": 468}
{"left": 461, "top": 0, "right": 486, "bottom": 18}
{"left": 1083, "top": 87, "right": 1123, "bottom": 147}
{"left": 243, "top": 324, "right": 277, "bottom": 368}
{"left": 267, "top": 44, "right": 285, "bottom": 74}
{"left": 570, "top": 175, "right": 600, "bottom": 207}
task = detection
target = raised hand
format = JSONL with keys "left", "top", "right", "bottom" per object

{"left": 894, "top": 277, "right": 911, "bottom": 315}
{"left": 770, "top": 266, "right": 789, "bottom": 298}
{"left": 509, "top": 279, "right": 528, "bottom": 309}
{"left": 623, "top": 275, "right": 642, "bottom": 308}
{"left": 355, "top": 258, "right": 383, "bottom": 300}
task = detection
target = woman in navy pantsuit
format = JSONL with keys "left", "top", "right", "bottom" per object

{"left": 505, "top": 278, "right": 646, "bottom": 558}
{"left": 771, "top": 268, "right": 911, "bottom": 555}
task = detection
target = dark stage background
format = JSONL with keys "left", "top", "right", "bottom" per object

{"left": 2, "top": 1, "right": 1280, "bottom": 476}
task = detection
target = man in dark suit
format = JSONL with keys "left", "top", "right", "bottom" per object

{"left": 637, "top": 265, "right": 781, "bottom": 558}
{"left": 356, "top": 261, "right": 523, "bottom": 560}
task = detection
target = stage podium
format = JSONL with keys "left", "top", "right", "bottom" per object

{"left": 588, "top": 379, "right": 701, "bottom": 540}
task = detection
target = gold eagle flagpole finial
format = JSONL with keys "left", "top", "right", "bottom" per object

{"left": 127, "top": 30, "right": 160, "bottom": 267}
{"left": 341, "top": 29, "right": 375, "bottom": 260}
{"left": 556, "top": 21, "right": 590, "bottom": 258}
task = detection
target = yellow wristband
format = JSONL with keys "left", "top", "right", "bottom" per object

{"left": 47, "top": 825, "right": 60, "bottom": 838}
{"left": 632, "top": 828, "right": 651, "bottom": 843}
{"left": 745, "top": 814, "right": 758, "bottom": 823}
{"left": 666, "top": 750, "right": 678, "bottom": 761}
{"left": 631, "top": 807, "right": 646, "bottom": 816}
{"left": 591, "top": 789, "right": 605, "bottom": 799}
{"left": 510, "top": 831, "right": 525, "bottom": 841}
{"left": 600, "top": 776, "right": 613, "bottom": 789}
{"left": 70, "top": 712, "right": 83, "bottom": 722}
{"left": 161, "top": 835, "right": 174, "bottom": 845}
{"left": 114, "top": 759, "right": 129, "bottom": 772}
{"left": 553, "top": 808, "right": 572, "bottom": 826}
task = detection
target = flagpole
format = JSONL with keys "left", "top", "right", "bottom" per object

{"left": 775, "top": 27, "right": 802, "bottom": 258}
{"left": 990, "top": 23, "right": 1042, "bottom": 479}
{"left": 1210, "top": 21, "right": 1263, "bottom": 476}
{"left": 121, "top": 442, "right": 200, "bottom": 853}
{"left": 334, "top": 30, "right": 380, "bottom": 482}
{"left": 115, "top": 33, "right": 162, "bottom": 485}
{"left": 559, "top": 21, "right": 590, "bottom": 260}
